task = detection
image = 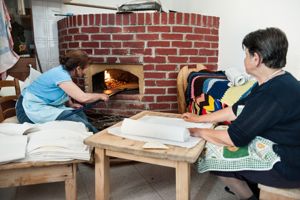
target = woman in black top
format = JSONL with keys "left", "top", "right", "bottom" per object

{"left": 182, "top": 27, "right": 300, "bottom": 200}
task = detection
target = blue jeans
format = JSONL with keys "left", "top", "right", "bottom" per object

{"left": 16, "top": 95, "right": 98, "bottom": 133}
{"left": 56, "top": 110, "right": 99, "bottom": 133}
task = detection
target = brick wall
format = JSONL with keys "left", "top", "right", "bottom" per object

{"left": 57, "top": 12, "right": 219, "bottom": 116}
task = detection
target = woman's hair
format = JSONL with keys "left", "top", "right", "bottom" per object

{"left": 59, "top": 50, "right": 90, "bottom": 71}
{"left": 242, "top": 27, "right": 288, "bottom": 69}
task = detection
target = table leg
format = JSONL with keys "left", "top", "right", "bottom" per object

{"left": 175, "top": 161, "right": 190, "bottom": 200}
{"left": 95, "top": 148, "right": 110, "bottom": 200}
{"left": 65, "top": 163, "right": 77, "bottom": 200}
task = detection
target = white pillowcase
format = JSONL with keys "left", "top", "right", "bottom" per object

{"left": 0, "top": 67, "right": 42, "bottom": 96}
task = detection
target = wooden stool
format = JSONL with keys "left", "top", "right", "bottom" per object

{"left": 259, "top": 184, "right": 300, "bottom": 200}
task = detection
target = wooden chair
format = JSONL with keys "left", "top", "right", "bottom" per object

{"left": 0, "top": 78, "right": 81, "bottom": 200}
{"left": 259, "top": 184, "right": 300, "bottom": 200}
{"left": 177, "top": 64, "right": 206, "bottom": 113}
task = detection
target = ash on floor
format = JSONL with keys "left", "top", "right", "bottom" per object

{"left": 86, "top": 111, "right": 125, "bottom": 131}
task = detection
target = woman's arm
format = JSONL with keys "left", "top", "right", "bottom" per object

{"left": 182, "top": 106, "right": 237, "bottom": 123}
{"left": 59, "top": 81, "right": 109, "bottom": 103}
{"left": 189, "top": 128, "right": 234, "bottom": 146}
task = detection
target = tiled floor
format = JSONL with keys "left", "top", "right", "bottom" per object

{"left": 0, "top": 162, "right": 236, "bottom": 200}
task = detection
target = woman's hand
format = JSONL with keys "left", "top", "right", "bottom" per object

{"left": 71, "top": 103, "right": 83, "bottom": 109}
{"left": 188, "top": 128, "right": 203, "bottom": 137}
{"left": 99, "top": 93, "right": 109, "bottom": 102}
{"left": 181, "top": 112, "right": 200, "bottom": 122}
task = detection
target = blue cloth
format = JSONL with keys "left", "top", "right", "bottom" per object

{"left": 19, "top": 65, "right": 73, "bottom": 123}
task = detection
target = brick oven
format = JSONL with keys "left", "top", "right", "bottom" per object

{"left": 57, "top": 12, "right": 219, "bottom": 116}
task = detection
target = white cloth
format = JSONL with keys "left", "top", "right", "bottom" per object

{"left": 224, "top": 68, "right": 248, "bottom": 87}
{"left": 0, "top": 0, "right": 19, "bottom": 73}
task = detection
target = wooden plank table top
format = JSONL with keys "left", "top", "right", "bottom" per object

{"left": 84, "top": 111, "right": 206, "bottom": 163}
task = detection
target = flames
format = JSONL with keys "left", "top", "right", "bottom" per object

{"left": 104, "top": 70, "right": 127, "bottom": 89}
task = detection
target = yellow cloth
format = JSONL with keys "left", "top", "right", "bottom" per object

{"left": 221, "top": 80, "right": 256, "bottom": 106}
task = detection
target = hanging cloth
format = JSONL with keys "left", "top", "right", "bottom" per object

{"left": 0, "top": 0, "right": 19, "bottom": 74}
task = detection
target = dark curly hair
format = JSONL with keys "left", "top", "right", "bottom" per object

{"left": 59, "top": 50, "right": 90, "bottom": 71}
{"left": 242, "top": 27, "right": 288, "bottom": 69}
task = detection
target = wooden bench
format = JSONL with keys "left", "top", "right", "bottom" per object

{"left": 0, "top": 78, "right": 82, "bottom": 200}
{"left": 176, "top": 64, "right": 300, "bottom": 200}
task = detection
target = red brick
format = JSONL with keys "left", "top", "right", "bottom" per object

{"left": 82, "top": 42, "right": 99, "bottom": 48}
{"left": 145, "top": 80, "right": 156, "bottom": 86}
{"left": 161, "top": 13, "right": 168, "bottom": 24}
{"left": 184, "top": 13, "right": 190, "bottom": 25}
{"left": 191, "top": 13, "right": 196, "bottom": 25}
{"left": 101, "top": 42, "right": 121, "bottom": 48}
{"left": 208, "top": 57, "right": 218, "bottom": 63}
{"left": 199, "top": 49, "right": 217, "bottom": 56}
{"left": 143, "top": 56, "right": 166, "bottom": 63}
{"left": 61, "top": 43, "right": 67, "bottom": 49}
{"left": 81, "top": 27, "right": 99, "bottom": 33}
{"left": 68, "top": 28, "right": 79, "bottom": 34}
{"left": 129, "top": 13, "right": 137, "bottom": 25}
{"left": 143, "top": 64, "right": 155, "bottom": 71}
{"left": 202, "top": 16, "right": 207, "bottom": 26}
{"left": 142, "top": 96, "right": 154, "bottom": 102}
{"left": 168, "top": 56, "right": 188, "bottom": 63}
{"left": 161, "top": 33, "right": 183, "bottom": 40}
{"left": 74, "top": 35, "right": 89, "bottom": 41}
{"left": 172, "top": 26, "right": 193, "bottom": 33}
{"left": 168, "top": 72, "right": 178, "bottom": 79}
{"left": 186, "top": 34, "right": 203, "bottom": 41}
{"left": 112, "top": 49, "right": 128, "bottom": 55}
{"left": 112, "top": 34, "right": 133, "bottom": 40}
{"left": 189, "top": 57, "right": 207, "bottom": 63}
{"left": 136, "top": 34, "right": 159, "bottom": 40}
{"left": 91, "top": 34, "right": 110, "bottom": 40}
{"left": 147, "top": 41, "right": 170, "bottom": 47}
{"left": 130, "top": 48, "right": 152, "bottom": 55}
{"left": 145, "top": 13, "right": 152, "bottom": 25}
{"left": 112, "top": 94, "right": 141, "bottom": 101}
{"left": 211, "top": 43, "right": 218, "bottom": 48}
{"left": 123, "top": 42, "right": 144, "bottom": 48}
{"left": 94, "top": 49, "right": 110, "bottom": 55}
{"left": 155, "top": 48, "right": 177, "bottom": 55}
{"left": 89, "top": 14, "right": 94, "bottom": 25}
{"left": 77, "top": 15, "right": 82, "bottom": 26}
{"left": 148, "top": 26, "right": 170, "bottom": 32}
{"left": 106, "top": 57, "right": 117, "bottom": 63}
{"left": 81, "top": 49, "right": 93, "bottom": 54}
{"left": 101, "top": 27, "right": 122, "bottom": 33}
{"left": 83, "top": 15, "right": 88, "bottom": 26}
{"left": 137, "top": 13, "right": 144, "bottom": 25}
{"left": 108, "top": 13, "right": 115, "bottom": 25}
{"left": 207, "top": 17, "right": 213, "bottom": 26}
{"left": 95, "top": 14, "right": 101, "bottom": 25}
{"left": 72, "top": 16, "right": 77, "bottom": 26}
{"left": 144, "top": 72, "right": 166, "bottom": 79}
{"left": 153, "top": 13, "right": 160, "bottom": 24}
{"left": 156, "top": 80, "right": 176, "bottom": 87}
{"left": 119, "top": 57, "right": 140, "bottom": 63}
{"left": 172, "top": 41, "right": 192, "bottom": 48}
{"left": 169, "top": 12, "right": 175, "bottom": 24}
{"left": 197, "top": 14, "right": 201, "bottom": 26}
{"left": 102, "top": 14, "right": 108, "bottom": 25}
{"left": 155, "top": 64, "right": 177, "bottom": 71}
{"left": 180, "top": 49, "right": 198, "bottom": 55}
{"left": 167, "top": 87, "right": 177, "bottom": 94}
{"left": 194, "top": 28, "right": 210, "bottom": 35}
{"left": 123, "top": 26, "right": 145, "bottom": 33}
{"left": 176, "top": 13, "right": 183, "bottom": 24}
{"left": 157, "top": 95, "right": 177, "bottom": 102}
{"left": 213, "top": 17, "right": 220, "bottom": 28}
{"left": 122, "top": 14, "right": 129, "bottom": 25}
{"left": 116, "top": 14, "right": 122, "bottom": 25}
{"left": 145, "top": 88, "right": 166, "bottom": 95}
{"left": 212, "top": 29, "right": 219, "bottom": 35}
{"left": 194, "top": 42, "right": 210, "bottom": 48}
{"left": 149, "top": 103, "right": 170, "bottom": 110}
{"left": 64, "top": 35, "right": 72, "bottom": 41}
{"left": 90, "top": 57, "right": 105, "bottom": 63}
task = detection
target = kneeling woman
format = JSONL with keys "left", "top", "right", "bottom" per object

{"left": 16, "top": 50, "right": 109, "bottom": 133}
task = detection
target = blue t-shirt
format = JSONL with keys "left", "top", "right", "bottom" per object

{"left": 25, "top": 65, "right": 72, "bottom": 104}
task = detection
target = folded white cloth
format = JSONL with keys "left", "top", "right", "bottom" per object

{"left": 224, "top": 68, "right": 248, "bottom": 86}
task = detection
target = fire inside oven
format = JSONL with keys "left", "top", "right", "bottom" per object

{"left": 92, "top": 69, "right": 139, "bottom": 95}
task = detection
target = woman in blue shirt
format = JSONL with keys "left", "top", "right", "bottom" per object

{"left": 16, "top": 50, "right": 109, "bottom": 133}
{"left": 182, "top": 28, "right": 300, "bottom": 200}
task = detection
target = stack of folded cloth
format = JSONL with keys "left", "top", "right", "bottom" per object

{"left": 224, "top": 67, "right": 249, "bottom": 87}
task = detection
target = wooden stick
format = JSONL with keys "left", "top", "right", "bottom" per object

{"left": 63, "top": 1, "right": 117, "bottom": 11}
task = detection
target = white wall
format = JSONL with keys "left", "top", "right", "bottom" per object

{"left": 180, "top": 0, "right": 300, "bottom": 77}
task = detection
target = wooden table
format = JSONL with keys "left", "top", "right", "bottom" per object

{"left": 85, "top": 111, "right": 206, "bottom": 200}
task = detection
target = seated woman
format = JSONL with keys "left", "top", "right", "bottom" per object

{"left": 182, "top": 27, "right": 300, "bottom": 200}
{"left": 16, "top": 50, "right": 109, "bottom": 133}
